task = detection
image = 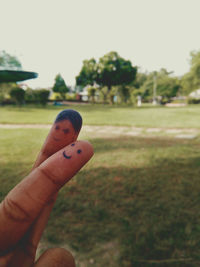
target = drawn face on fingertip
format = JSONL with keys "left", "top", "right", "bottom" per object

{"left": 52, "top": 120, "right": 77, "bottom": 143}
{"left": 63, "top": 142, "right": 82, "bottom": 159}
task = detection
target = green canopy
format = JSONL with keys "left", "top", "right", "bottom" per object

{"left": 0, "top": 70, "right": 38, "bottom": 83}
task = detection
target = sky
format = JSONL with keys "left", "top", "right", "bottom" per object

{"left": 1, "top": 0, "right": 200, "bottom": 88}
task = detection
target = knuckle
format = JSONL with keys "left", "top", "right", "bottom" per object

{"left": 2, "top": 197, "right": 32, "bottom": 222}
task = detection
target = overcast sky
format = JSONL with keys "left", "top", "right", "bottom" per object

{"left": 1, "top": 0, "right": 200, "bottom": 88}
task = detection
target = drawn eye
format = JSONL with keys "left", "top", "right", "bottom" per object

{"left": 63, "top": 128, "right": 69, "bottom": 134}
{"left": 55, "top": 125, "right": 60, "bottom": 130}
{"left": 77, "top": 149, "right": 82, "bottom": 154}
{"left": 71, "top": 143, "right": 75, "bottom": 146}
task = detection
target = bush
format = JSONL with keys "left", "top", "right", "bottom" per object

{"left": 187, "top": 98, "right": 200, "bottom": 104}
{"left": 25, "top": 88, "right": 37, "bottom": 103}
{"left": 160, "top": 97, "right": 170, "bottom": 105}
{"left": 66, "top": 93, "right": 76, "bottom": 101}
{"left": 10, "top": 87, "right": 25, "bottom": 105}
{"left": 0, "top": 92, "right": 5, "bottom": 104}
{"left": 34, "top": 89, "right": 50, "bottom": 106}
{"left": 49, "top": 92, "right": 62, "bottom": 101}
{"left": 25, "top": 88, "right": 50, "bottom": 105}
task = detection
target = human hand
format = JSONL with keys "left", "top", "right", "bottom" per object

{"left": 0, "top": 110, "right": 93, "bottom": 267}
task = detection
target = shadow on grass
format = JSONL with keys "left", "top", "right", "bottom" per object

{"left": 90, "top": 136, "right": 188, "bottom": 153}
{"left": 45, "top": 137, "right": 200, "bottom": 267}
{"left": 1, "top": 135, "right": 200, "bottom": 266}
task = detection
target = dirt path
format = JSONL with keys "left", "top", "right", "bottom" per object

{"left": 0, "top": 124, "right": 199, "bottom": 139}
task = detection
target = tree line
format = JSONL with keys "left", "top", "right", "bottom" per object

{"left": 0, "top": 49, "right": 200, "bottom": 105}
{"left": 75, "top": 50, "right": 200, "bottom": 104}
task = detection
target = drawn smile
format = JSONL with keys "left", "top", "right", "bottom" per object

{"left": 63, "top": 151, "right": 72, "bottom": 159}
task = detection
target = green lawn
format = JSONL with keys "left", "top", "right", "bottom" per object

{"left": 0, "top": 104, "right": 200, "bottom": 128}
{"left": 0, "top": 128, "right": 200, "bottom": 266}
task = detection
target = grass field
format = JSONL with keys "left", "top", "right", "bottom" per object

{"left": 0, "top": 105, "right": 200, "bottom": 266}
{"left": 0, "top": 104, "right": 200, "bottom": 128}
{"left": 1, "top": 125, "right": 200, "bottom": 266}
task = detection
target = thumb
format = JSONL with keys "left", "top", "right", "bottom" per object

{"left": 34, "top": 248, "right": 75, "bottom": 267}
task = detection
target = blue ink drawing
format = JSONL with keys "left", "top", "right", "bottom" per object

{"left": 55, "top": 109, "right": 82, "bottom": 133}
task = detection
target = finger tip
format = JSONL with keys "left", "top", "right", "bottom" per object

{"left": 55, "top": 109, "right": 82, "bottom": 133}
{"left": 38, "top": 140, "right": 94, "bottom": 188}
{"left": 77, "top": 140, "right": 94, "bottom": 158}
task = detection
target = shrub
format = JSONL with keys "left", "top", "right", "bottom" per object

{"left": 66, "top": 93, "right": 76, "bottom": 101}
{"left": 10, "top": 87, "right": 25, "bottom": 105}
{"left": 34, "top": 89, "right": 50, "bottom": 106}
{"left": 25, "top": 88, "right": 37, "bottom": 103}
{"left": 187, "top": 98, "right": 200, "bottom": 104}
{"left": 160, "top": 97, "right": 170, "bottom": 105}
{"left": 0, "top": 92, "right": 5, "bottom": 104}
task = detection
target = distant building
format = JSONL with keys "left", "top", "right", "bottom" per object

{"left": 18, "top": 83, "right": 29, "bottom": 90}
{"left": 79, "top": 86, "right": 89, "bottom": 101}
{"left": 189, "top": 89, "right": 200, "bottom": 99}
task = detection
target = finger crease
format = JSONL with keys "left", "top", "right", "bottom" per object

{"left": 3, "top": 198, "right": 32, "bottom": 222}
{"left": 38, "top": 167, "right": 63, "bottom": 188}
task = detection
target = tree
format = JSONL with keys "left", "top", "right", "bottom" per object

{"left": 131, "top": 71, "right": 148, "bottom": 89}
{"left": 0, "top": 51, "right": 22, "bottom": 102}
{"left": 140, "top": 69, "right": 180, "bottom": 102}
{"left": 157, "top": 76, "right": 180, "bottom": 100}
{"left": 96, "top": 52, "right": 137, "bottom": 103}
{"left": 181, "top": 50, "right": 200, "bottom": 94}
{"left": 0, "top": 82, "right": 16, "bottom": 103}
{"left": 87, "top": 86, "right": 97, "bottom": 103}
{"left": 124, "top": 71, "right": 149, "bottom": 105}
{"left": 10, "top": 86, "right": 25, "bottom": 105}
{"left": 76, "top": 58, "right": 97, "bottom": 87}
{"left": 0, "top": 50, "right": 22, "bottom": 70}
{"left": 180, "top": 72, "right": 194, "bottom": 95}
{"left": 98, "top": 86, "right": 109, "bottom": 103}
{"left": 190, "top": 50, "right": 200, "bottom": 88}
{"left": 117, "top": 86, "right": 132, "bottom": 104}
{"left": 76, "top": 52, "right": 137, "bottom": 104}
{"left": 52, "top": 74, "right": 69, "bottom": 100}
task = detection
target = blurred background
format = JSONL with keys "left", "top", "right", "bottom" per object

{"left": 1, "top": 0, "right": 200, "bottom": 266}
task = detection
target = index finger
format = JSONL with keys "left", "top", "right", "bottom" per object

{"left": 0, "top": 140, "right": 93, "bottom": 254}
{"left": 28, "top": 109, "right": 82, "bottom": 249}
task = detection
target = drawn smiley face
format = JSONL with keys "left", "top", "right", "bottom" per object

{"left": 62, "top": 143, "right": 82, "bottom": 159}
{"left": 52, "top": 120, "right": 76, "bottom": 143}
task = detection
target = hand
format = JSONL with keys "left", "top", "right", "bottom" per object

{"left": 0, "top": 110, "right": 93, "bottom": 267}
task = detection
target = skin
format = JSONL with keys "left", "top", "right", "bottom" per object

{"left": 33, "top": 119, "right": 79, "bottom": 168}
{"left": 0, "top": 118, "right": 94, "bottom": 267}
